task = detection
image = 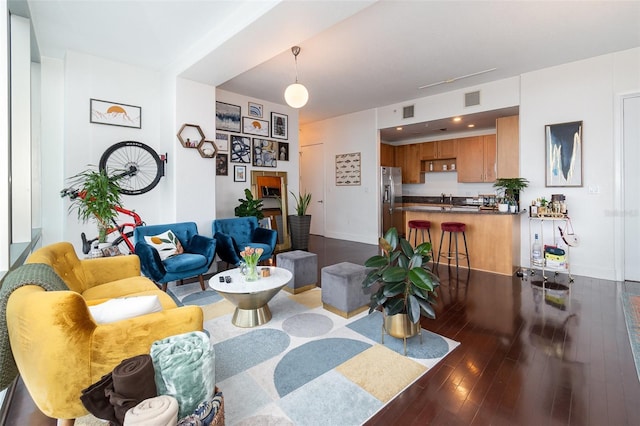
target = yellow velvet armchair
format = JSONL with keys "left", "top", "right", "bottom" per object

{"left": 5, "top": 242, "right": 204, "bottom": 423}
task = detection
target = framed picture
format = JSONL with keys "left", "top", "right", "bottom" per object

{"left": 252, "top": 138, "right": 278, "bottom": 168}
{"left": 215, "top": 133, "right": 229, "bottom": 152}
{"left": 278, "top": 142, "right": 289, "bottom": 161}
{"left": 336, "top": 152, "right": 362, "bottom": 186}
{"left": 90, "top": 99, "right": 141, "bottom": 128}
{"left": 242, "top": 117, "right": 269, "bottom": 137}
{"left": 271, "top": 112, "right": 288, "bottom": 140}
{"left": 230, "top": 135, "right": 251, "bottom": 163}
{"left": 545, "top": 121, "right": 583, "bottom": 187}
{"left": 248, "top": 102, "right": 263, "bottom": 118}
{"left": 234, "top": 165, "right": 247, "bottom": 182}
{"left": 216, "top": 153, "right": 228, "bottom": 176}
{"left": 216, "top": 101, "right": 241, "bottom": 132}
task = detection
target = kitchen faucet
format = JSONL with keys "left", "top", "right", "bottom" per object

{"left": 441, "top": 193, "right": 446, "bottom": 203}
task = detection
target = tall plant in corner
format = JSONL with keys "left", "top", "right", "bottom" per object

{"left": 288, "top": 190, "right": 312, "bottom": 250}
{"left": 66, "top": 166, "right": 123, "bottom": 243}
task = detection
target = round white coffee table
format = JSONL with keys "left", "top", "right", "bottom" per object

{"left": 209, "top": 267, "right": 292, "bottom": 328}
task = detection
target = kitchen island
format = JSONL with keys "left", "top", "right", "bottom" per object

{"left": 402, "top": 205, "right": 522, "bottom": 275}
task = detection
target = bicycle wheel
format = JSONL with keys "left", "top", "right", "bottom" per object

{"left": 99, "top": 141, "right": 162, "bottom": 195}
{"left": 111, "top": 231, "right": 135, "bottom": 255}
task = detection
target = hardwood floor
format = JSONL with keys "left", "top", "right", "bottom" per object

{"left": 5, "top": 235, "right": 640, "bottom": 425}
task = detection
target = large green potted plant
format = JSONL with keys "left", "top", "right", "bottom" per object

{"left": 493, "top": 177, "right": 529, "bottom": 212}
{"left": 362, "top": 227, "right": 440, "bottom": 341}
{"left": 67, "top": 167, "right": 123, "bottom": 243}
{"left": 234, "top": 188, "right": 264, "bottom": 220}
{"left": 288, "top": 190, "right": 311, "bottom": 250}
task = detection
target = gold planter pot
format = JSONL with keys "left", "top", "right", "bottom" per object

{"left": 382, "top": 313, "right": 422, "bottom": 356}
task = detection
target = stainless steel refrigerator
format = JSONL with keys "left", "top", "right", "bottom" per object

{"left": 380, "top": 166, "right": 403, "bottom": 236}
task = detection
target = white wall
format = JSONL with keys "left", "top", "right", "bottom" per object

{"left": 301, "top": 109, "right": 378, "bottom": 244}
{"left": 58, "top": 51, "right": 166, "bottom": 253}
{"left": 520, "top": 48, "right": 640, "bottom": 280}
{"left": 175, "top": 77, "right": 217, "bottom": 236}
{"left": 40, "top": 57, "right": 65, "bottom": 245}
{"left": 214, "top": 88, "right": 300, "bottom": 221}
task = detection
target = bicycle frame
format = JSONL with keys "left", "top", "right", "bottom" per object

{"left": 61, "top": 187, "right": 144, "bottom": 254}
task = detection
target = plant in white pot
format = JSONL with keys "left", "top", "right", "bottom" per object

{"left": 493, "top": 177, "right": 529, "bottom": 213}
{"left": 288, "top": 191, "right": 311, "bottom": 250}
{"left": 66, "top": 167, "right": 123, "bottom": 244}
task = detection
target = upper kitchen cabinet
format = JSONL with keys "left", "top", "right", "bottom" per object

{"left": 380, "top": 142, "right": 395, "bottom": 167}
{"left": 496, "top": 115, "right": 520, "bottom": 178}
{"left": 457, "top": 135, "right": 496, "bottom": 182}
{"left": 397, "top": 144, "right": 424, "bottom": 183}
{"left": 420, "top": 139, "right": 457, "bottom": 160}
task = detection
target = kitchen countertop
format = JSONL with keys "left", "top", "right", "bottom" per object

{"left": 400, "top": 204, "right": 525, "bottom": 215}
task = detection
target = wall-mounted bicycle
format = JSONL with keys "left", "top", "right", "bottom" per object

{"left": 61, "top": 141, "right": 164, "bottom": 254}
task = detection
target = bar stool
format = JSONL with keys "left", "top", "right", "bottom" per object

{"left": 436, "top": 222, "right": 470, "bottom": 271}
{"left": 407, "top": 220, "right": 434, "bottom": 260}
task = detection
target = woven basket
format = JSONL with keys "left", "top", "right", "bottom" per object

{"left": 211, "top": 387, "right": 225, "bottom": 426}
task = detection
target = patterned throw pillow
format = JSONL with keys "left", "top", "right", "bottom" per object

{"left": 144, "top": 230, "right": 184, "bottom": 260}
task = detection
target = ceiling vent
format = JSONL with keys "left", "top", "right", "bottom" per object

{"left": 403, "top": 105, "right": 415, "bottom": 119}
{"left": 464, "top": 91, "right": 480, "bottom": 107}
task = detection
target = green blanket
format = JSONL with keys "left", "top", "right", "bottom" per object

{"left": 151, "top": 331, "right": 215, "bottom": 419}
{"left": 0, "top": 263, "right": 69, "bottom": 390}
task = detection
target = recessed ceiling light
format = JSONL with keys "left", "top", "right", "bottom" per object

{"left": 453, "top": 117, "right": 462, "bottom": 122}
{"left": 396, "top": 127, "right": 403, "bottom": 131}
{"left": 467, "top": 124, "right": 475, "bottom": 128}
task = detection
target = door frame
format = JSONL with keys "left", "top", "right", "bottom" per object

{"left": 300, "top": 143, "right": 325, "bottom": 236}
{"left": 614, "top": 92, "right": 640, "bottom": 281}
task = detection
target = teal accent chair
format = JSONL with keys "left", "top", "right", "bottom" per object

{"left": 212, "top": 217, "right": 277, "bottom": 266}
{"left": 134, "top": 222, "right": 216, "bottom": 291}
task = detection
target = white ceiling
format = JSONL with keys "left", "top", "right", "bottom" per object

{"left": 22, "top": 0, "right": 640, "bottom": 140}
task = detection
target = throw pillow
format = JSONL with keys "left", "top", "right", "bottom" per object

{"left": 88, "top": 295, "right": 163, "bottom": 324}
{"left": 144, "top": 230, "right": 184, "bottom": 260}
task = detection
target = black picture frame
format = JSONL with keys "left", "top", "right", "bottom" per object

{"left": 278, "top": 142, "right": 289, "bottom": 161}
{"left": 252, "top": 138, "right": 278, "bottom": 168}
{"left": 271, "top": 112, "right": 288, "bottom": 140}
{"left": 216, "top": 153, "right": 228, "bottom": 176}
{"left": 216, "top": 101, "right": 241, "bottom": 133}
{"left": 230, "top": 135, "right": 251, "bottom": 163}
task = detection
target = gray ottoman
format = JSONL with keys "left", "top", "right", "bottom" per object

{"left": 276, "top": 250, "right": 318, "bottom": 294}
{"left": 321, "top": 262, "right": 373, "bottom": 318}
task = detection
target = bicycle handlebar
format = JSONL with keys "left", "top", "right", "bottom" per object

{"left": 60, "top": 187, "right": 80, "bottom": 199}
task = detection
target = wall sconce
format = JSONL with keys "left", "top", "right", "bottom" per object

{"left": 284, "top": 46, "right": 309, "bottom": 108}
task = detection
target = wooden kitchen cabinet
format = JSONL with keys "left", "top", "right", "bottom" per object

{"left": 397, "top": 143, "right": 424, "bottom": 183}
{"left": 380, "top": 142, "right": 395, "bottom": 167}
{"left": 420, "top": 139, "right": 457, "bottom": 160}
{"left": 496, "top": 115, "right": 519, "bottom": 178}
{"left": 457, "top": 135, "right": 496, "bottom": 182}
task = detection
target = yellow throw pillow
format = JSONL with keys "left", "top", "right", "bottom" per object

{"left": 144, "top": 230, "right": 184, "bottom": 260}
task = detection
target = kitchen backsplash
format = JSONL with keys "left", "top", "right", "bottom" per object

{"left": 402, "top": 171, "right": 496, "bottom": 197}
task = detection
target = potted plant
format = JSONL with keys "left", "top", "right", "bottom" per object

{"left": 493, "top": 177, "right": 529, "bottom": 213}
{"left": 362, "top": 227, "right": 440, "bottom": 343}
{"left": 234, "top": 188, "right": 264, "bottom": 220}
{"left": 66, "top": 167, "right": 123, "bottom": 243}
{"left": 288, "top": 190, "right": 311, "bottom": 250}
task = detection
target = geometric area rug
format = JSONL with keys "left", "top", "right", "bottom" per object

{"left": 77, "top": 284, "right": 459, "bottom": 425}
{"left": 622, "top": 284, "right": 640, "bottom": 383}
{"left": 169, "top": 284, "right": 459, "bottom": 425}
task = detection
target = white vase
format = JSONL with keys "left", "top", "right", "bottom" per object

{"left": 498, "top": 203, "right": 509, "bottom": 213}
{"left": 510, "top": 205, "right": 517, "bottom": 213}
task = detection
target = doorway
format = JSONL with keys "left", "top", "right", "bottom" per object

{"left": 300, "top": 144, "right": 325, "bottom": 236}
{"left": 624, "top": 94, "right": 640, "bottom": 281}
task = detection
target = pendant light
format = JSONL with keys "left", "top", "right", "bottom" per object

{"left": 284, "top": 46, "right": 309, "bottom": 108}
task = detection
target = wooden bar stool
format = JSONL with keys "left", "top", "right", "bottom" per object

{"left": 436, "top": 222, "right": 470, "bottom": 271}
{"left": 407, "top": 220, "right": 434, "bottom": 260}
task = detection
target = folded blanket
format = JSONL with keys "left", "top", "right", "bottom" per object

{"left": 80, "top": 372, "right": 118, "bottom": 423}
{"left": 151, "top": 331, "right": 215, "bottom": 418}
{"left": 107, "top": 354, "right": 158, "bottom": 425}
{"left": 177, "top": 388, "right": 224, "bottom": 426}
{"left": 123, "top": 395, "right": 179, "bottom": 426}
{"left": 0, "top": 263, "right": 68, "bottom": 390}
